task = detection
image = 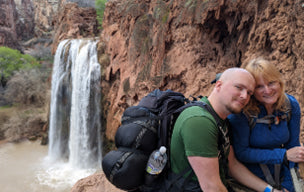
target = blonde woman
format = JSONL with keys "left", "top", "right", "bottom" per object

{"left": 228, "top": 58, "right": 304, "bottom": 192}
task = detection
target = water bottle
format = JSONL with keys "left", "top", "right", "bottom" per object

{"left": 145, "top": 146, "right": 168, "bottom": 185}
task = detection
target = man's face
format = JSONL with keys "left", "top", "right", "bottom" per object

{"left": 219, "top": 72, "right": 255, "bottom": 114}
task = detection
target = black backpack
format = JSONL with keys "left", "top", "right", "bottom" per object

{"left": 102, "top": 89, "right": 227, "bottom": 191}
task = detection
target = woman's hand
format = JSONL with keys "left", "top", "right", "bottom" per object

{"left": 286, "top": 146, "right": 304, "bottom": 163}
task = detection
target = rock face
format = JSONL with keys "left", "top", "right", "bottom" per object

{"left": 32, "top": 0, "right": 60, "bottom": 38}
{"left": 14, "top": 0, "right": 35, "bottom": 41}
{"left": 0, "top": 0, "right": 24, "bottom": 51}
{"left": 0, "top": 0, "right": 59, "bottom": 51}
{"left": 51, "top": 2, "right": 100, "bottom": 54}
{"left": 100, "top": 0, "right": 304, "bottom": 142}
{"left": 0, "top": 0, "right": 97, "bottom": 52}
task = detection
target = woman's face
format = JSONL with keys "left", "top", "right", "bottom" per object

{"left": 254, "top": 75, "right": 281, "bottom": 106}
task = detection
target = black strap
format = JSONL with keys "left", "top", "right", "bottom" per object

{"left": 259, "top": 164, "right": 276, "bottom": 186}
{"left": 173, "top": 101, "right": 229, "bottom": 150}
{"left": 274, "top": 164, "right": 281, "bottom": 188}
{"left": 110, "top": 151, "right": 132, "bottom": 182}
{"left": 165, "top": 167, "right": 194, "bottom": 191}
{"left": 186, "top": 101, "right": 227, "bottom": 135}
{"left": 259, "top": 164, "right": 281, "bottom": 188}
{"left": 194, "top": 101, "right": 230, "bottom": 159}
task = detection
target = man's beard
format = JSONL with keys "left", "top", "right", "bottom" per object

{"left": 226, "top": 103, "right": 242, "bottom": 114}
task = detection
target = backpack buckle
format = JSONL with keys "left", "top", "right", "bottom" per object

{"left": 274, "top": 116, "right": 280, "bottom": 125}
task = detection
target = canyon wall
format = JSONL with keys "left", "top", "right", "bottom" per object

{"left": 0, "top": 0, "right": 97, "bottom": 52}
{"left": 99, "top": 0, "right": 304, "bottom": 142}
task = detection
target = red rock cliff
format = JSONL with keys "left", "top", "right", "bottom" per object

{"left": 100, "top": 0, "right": 304, "bottom": 142}
{"left": 51, "top": 2, "right": 99, "bottom": 54}
{"left": 0, "top": 0, "right": 23, "bottom": 51}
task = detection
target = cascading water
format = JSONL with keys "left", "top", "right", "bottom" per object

{"left": 42, "top": 38, "right": 102, "bottom": 190}
{"left": 49, "top": 39, "right": 102, "bottom": 167}
{"left": 68, "top": 39, "right": 102, "bottom": 169}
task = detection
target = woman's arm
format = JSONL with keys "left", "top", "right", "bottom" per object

{"left": 285, "top": 95, "right": 303, "bottom": 165}
{"left": 229, "top": 113, "right": 286, "bottom": 164}
{"left": 285, "top": 94, "right": 301, "bottom": 149}
{"left": 228, "top": 147, "right": 282, "bottom": 192}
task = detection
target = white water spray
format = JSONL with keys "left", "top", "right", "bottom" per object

{"left": 45, "top": 39, "right": 102, "bottom": 189}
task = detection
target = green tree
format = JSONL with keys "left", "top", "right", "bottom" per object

{"left": 96, "top": 0, "right": 107, "bottom": 29}
{"left": 0, "top": 46, "right": 40, "bottom": 86}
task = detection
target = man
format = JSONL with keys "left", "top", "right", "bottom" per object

{"left": 169, "top": 68, "right": 281, "bottom": 192}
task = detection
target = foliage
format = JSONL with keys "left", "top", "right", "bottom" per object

{"left": 4, "top": 68, "right": 49, "bottom": 107}
{"left": 29, "top": 44, "right": 53, "bottom": 62}
{"left": 0, "top": 46, "right": 40, "bottom": 86}
{"left": 68, "top": 0, "right": 95, "bottom": 7}
{"left": 96, "top": 0, "right": 107, "bottom": 29}
{"left": 0, "top": 105, "right": 11, "bottom": 109}
{"left": 0, "top": 49, "right": 48, "bottom": 142}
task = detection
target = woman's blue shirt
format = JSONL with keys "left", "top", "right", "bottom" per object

{"left": 228, "top": 94, "right": 301, "bottom": 191}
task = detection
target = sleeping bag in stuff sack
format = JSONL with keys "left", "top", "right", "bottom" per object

{"left": 115, "top": 122, "right": 158, "bottom": 153}
{"left": 102, "top": 148, "right": 149, "bottom": 191}
{"left": 121, "top": 106, "right": 158, "bottom": 122}
{"left": 115, "top": 105, "right": 159, "bottom": 153}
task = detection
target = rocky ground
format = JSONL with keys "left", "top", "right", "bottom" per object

{"left": 70, "top": 171, "right": 124, "bottom": 192}
{"left": 72, "top": 171, "right": 304, "bottom": 192}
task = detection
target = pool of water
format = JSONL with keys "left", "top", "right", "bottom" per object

{"left": 0, "top": 140, "right": 98, "bottom": 192}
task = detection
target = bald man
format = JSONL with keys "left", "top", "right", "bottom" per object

{"left": 169, "top": 68, "right": 282, "bottom": 192}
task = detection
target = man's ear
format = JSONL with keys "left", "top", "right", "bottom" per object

{"left": 215, "top": 80, "right": 222, "bottom": 90}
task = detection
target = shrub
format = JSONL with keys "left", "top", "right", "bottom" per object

{"left": 96, "top": 0, "right": 107, "bottom": 29}
{"left": 0, "top": 46, "right": 40, "bottom": 86}
{"left": 29, "top": 44, "right": 53, "bottom": 62}
{"left": 4, "top": 68, "right": 48, "bottom": 107}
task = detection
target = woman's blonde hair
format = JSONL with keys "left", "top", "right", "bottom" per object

{"left": 243, "top": 57, "right": 287, "bottom": 114}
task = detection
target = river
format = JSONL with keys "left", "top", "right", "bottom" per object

{"left": 0, "top": 140, "right": 98, "bottom": 192}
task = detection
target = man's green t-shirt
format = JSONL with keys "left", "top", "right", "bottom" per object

{"left": 170, "top": 97, "right": 230, "bottom": 184}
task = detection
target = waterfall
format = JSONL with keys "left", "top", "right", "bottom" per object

{"left": 48, "top": 39, "right": 102, "bottom": 169}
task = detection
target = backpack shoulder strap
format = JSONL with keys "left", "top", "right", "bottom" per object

{"left": 246, "top": 94, "right": 292, "bottom": 130}
{"left": 173, "top": 100, "right": 229, "bottom": 147}
{"left": 284, "top": 94, "right": 292, "bottom": 122}
{"left": 243, "top": 111, "right": 257, "bottom": 130}
{"left": 259, "top": 164, "right": 281, "bottom": 188}
{"left": 183, "top": 101, "right": 230, "bottom": 154}
{"left": 178, "top": 101, "right": 223, "bottom": 127}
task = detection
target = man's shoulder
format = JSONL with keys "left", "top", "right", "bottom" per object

{"left": 182, "top": 103, "right": 215, "bottom": 117}
{"left": 177, "top": 104, "right": 217, "bottom": 126}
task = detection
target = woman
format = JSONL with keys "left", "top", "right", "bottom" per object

{"left": 228, "top": 57, "right": 304, "bottom": 192}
